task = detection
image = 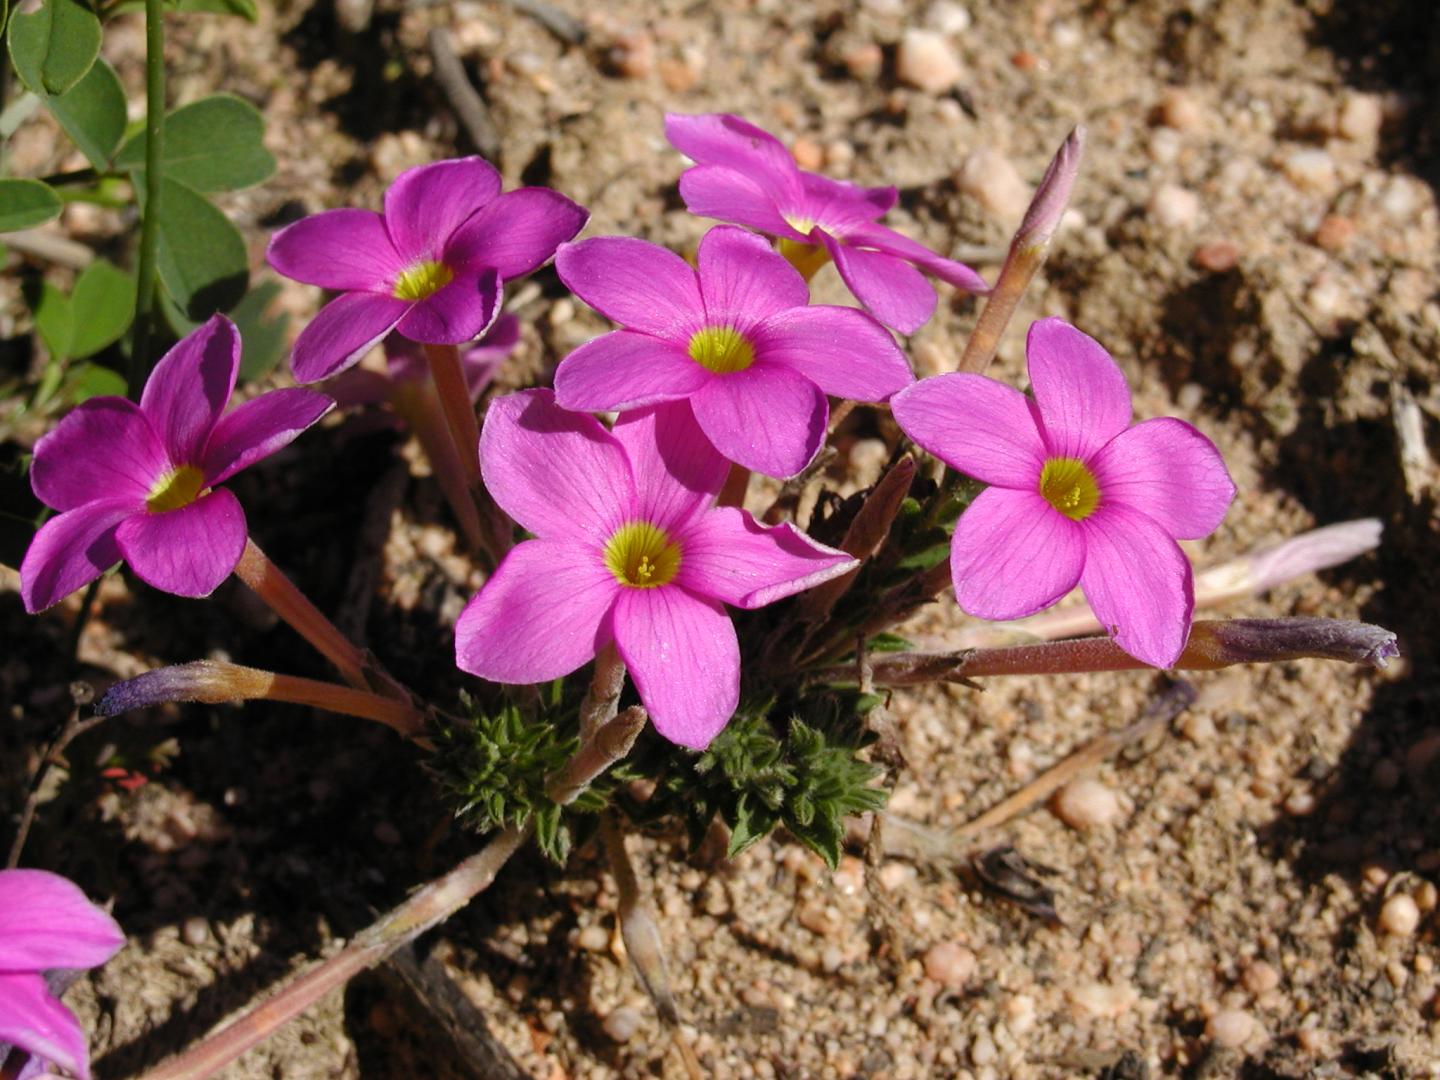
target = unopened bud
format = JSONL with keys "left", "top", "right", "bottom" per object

{"left": 1246, "top": 518, "right": 1383, "bottom": 595}
{"left": 1183, "top": 618, "right": 1399, "bottom": 669}
{"left": 1015, "top": 124, "right": 1085, "bottom": 253}
{"left": 96, "top": 661, "right": 271, "bottom": 716}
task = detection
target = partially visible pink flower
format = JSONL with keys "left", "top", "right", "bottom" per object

{"left": 0, "top": 870, "right": 124, "bottom": 1080}
{"left": 892, "top": 318, "right": 1235, "bottom": 668}
{"left": 555, "top": 226, "right": 913, "bottom": 479}
{"left": 330, "top": 314, "right": 522, "bottom": 410}
{"left": 665, "top": 113, "right": 988, "bottom": 334}
{"left": 20, "top": 316, "right": 334, "bottom": 613}
{"left": 267, "top": 158, "right": 585, "bottom": 383}
{"left": 455, "top": 392, "right": 857, "bottom": 749}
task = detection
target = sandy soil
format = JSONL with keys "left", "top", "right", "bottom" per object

{"left": 3, "top": 0, "right": 1439, "bottom": 1077}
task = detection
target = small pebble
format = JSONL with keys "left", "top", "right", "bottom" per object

{"left": 577, "top": 924, "right": 610, "bottom": 952}
{"left": 1206, "top": 1008, "right": 1255, "bottom": 1048}
{"left": 923, "top": 941, "right": 976, "bottom": 988}
{"left": 1378, "top": 893, "right": 1421, "bottom": 937}
{"left": 1378, "top": 176, "right": 1421, "bottom": 222}
{"left": 1192, "top": 239, "right": 1239, "bottom": 272}
{"left": 1053, "top": 777, "right": 1123, "bottom": 829}
{"left": 608, "top": 31, "right": 654, "bottom": 79}
{"left": 1159, "top": 87, "right": 1203, "bottom": 131}
{"left": 1415, "top": 880, "right": 1438, "bottom": 912}
{"left": 1296, "top": 1025, "right": 1330, "bottom": 1055}
{"left": 1313, "top": 214, "right": 1355, "bottom": 252}
{"left": 896, "top": 29, "right": 964, "bottom": 94}
{"left": 1148, "top": 184, "right": 1200, "bottom": 230}
{"left": 956, "top": 147, "right": 1030, "bottom": 225}
{"left": 181, "top": 916, "right": 209, "bottom": 947}
{"left": 658, "top": 55, "right": 701, "bottom": 93}
{"left": 1282, "top": 149, "right": 1337, "bottom": 193}
{"left": 925, "top": 1, "right": 971, "bottom": 35}
{"left": 843, "top": 43, "right": 884, "bottom": 80}
{"left": 970, "top": 1031, "right": 997, "bottom": 1066}
{"left": 1335, "top": 92, "right": 1383, "bottom": 142}
{"left": 1068, "top": 981, "right": 1136, "bottom": 1018}
{"left": 791, "top": 136, "right": 825, "bottom": 171}
{"left": 1004, "top": 994, "right": 1036, "bottom": 1035}
{"left": 821, "top": 944, "right": 845, "bottom": 973}
{"left": 1242, "top": 960, "right": 1280, "bottom": 996}
{"left": 602, "top": 1006, "right": 642, "bottom": 1042}
{"left": 825, "top": 139, "right": 855, "bottom": 172}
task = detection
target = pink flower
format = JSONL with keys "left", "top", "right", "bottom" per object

{"left": 0, "top": 870, "right": 124, "bottom": 1080}
{"left": 455, "top": 392, "right": 857, "bottom": 749}
{"left": 20, "top": 316, "right": 334, "bottom": 613}
{"left": 267, "top": 158, "right": 585, "bottom": 383}
{"left": 554, "top": 225, "right": 913, "bottom": 479}
{"left": 665, "top": 113, "right": 987, "bottom": 334}
{"left": 892, "top": 318, "right": 1236, "bottom": 667}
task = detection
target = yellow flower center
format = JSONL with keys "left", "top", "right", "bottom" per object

{"left": 687, "top": 325, "right": 756, "bottom": 375}
{"left": 392, "top": 260, "right": 454, "bottom": 301}
{"left": 1039, "top": 457, "right": 1100, "bottom": 521}
{"left": 777, "top": 237, "right": 831, "bottom": 282}
{"left": 146, "top": 464, "right": 206, "bottom": 513}
{"left": 604, "top": 521, "right": 681, "bottom": 589}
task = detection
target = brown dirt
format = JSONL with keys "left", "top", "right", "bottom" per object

{"left": 3, "top": 0, "right": 1439, "bottom": 1077}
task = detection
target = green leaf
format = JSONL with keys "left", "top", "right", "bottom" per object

{"left": 7, "top": 0, "right": 101, "bottom": 96}
{"left": 64, "top": 361, "right": 127, "bottom": 402}
{"left": 0, "top": 178, "right": 62, "bottom": 231}
{"left": 69, "top": 259, "right": 136, "bottom": 358}
{"left": 31, "top": 280, "right": 74, "bottom": 360}
{"left": 230, "top": 280, "right": 291, "bottom": 382}
{"left": 117, "top": 94, "right": 276, "bottom": 193}
{"left": 137, "top": 174, "right": 249, "bottom": 321}
{"left": 46, "top": 58, "right": 126, "bottom": 170}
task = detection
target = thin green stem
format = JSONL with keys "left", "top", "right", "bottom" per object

{"left": 128, "top": 0, "right": 166, "bottom": 398}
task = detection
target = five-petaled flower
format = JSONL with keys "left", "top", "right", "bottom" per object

{"left": 0, "top": 869, "right": 124, "bottom": 1080}
{"left": 20, "top": 316, "right": 334, "bottom": 613}
{"left": 267, "top": 158, "right": 586, "bottom": 383}
{"left": 455, "top": 392, "right": 857, "bottom": 749}
{"left": 554, "top": 225, "right": 914, "bottom": 479}
{"left": 892, "top": 318, "right": 1235, "bottom": 668}
{"left": 665, "top": 113, "right": 988, "bottom": 334}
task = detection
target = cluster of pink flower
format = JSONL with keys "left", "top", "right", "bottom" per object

{"left": 20, "top": 112, "right": 1233, "bottom": 755}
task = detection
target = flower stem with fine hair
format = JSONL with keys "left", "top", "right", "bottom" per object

{"left": 128, "top": 0, "right": 166, "bottom": 395}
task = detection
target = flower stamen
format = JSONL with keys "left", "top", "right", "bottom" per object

{"left": 687, "top": 326, "right": 756, "bottom": 374}
{"left": 604, "top": 521, "right": 681, "bottom": 588}
{"left": 392, "top": 260, "right": 455, "bottom": 301}
{"left": 1039, "top": 457, "right": 1100, "bottom": 521}
{"left": 146, "top": 464, "right": 207, "bottom": 513}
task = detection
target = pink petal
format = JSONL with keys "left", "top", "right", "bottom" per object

{"left": 845, "top": 221, "right": 989, "bottom": 293}
{"left": 820, "top": 232, "right": 936, "bottom": 335}
{"left": 798, "top": 171, "right": 895, "bottom": 231}
{"left": 949, "top": 486, "right": 1085, "bottom": 621}
{"left": 0, "top": 870, "right": 125, "bottom": 972}
{"left": 1089, "top": 417, "right": 1235, "bottom": 540}
{"left": 115, "top": 488, "right": 247, "bottom": 598}
{"left": 691, "top": 364, "right": 827, "bottom": 480}
{"left": 140, "top": 314, "right": 239, "bottom": 465}
{"left": 395, "top": 268, "right": 501, "bottom": 345}
{"left": 695, "top": 225, "right": 808, "bottom": 330}
{"left": 677, "top": 507, "right": 856, "bottom": 608}
{"left": 382, "top": 157, "right": 501, "bottom": 263}
{"left": 265, "top": 209, "right": 404, "bottom": 292}
{"left": 479, "top": 389, "right": 633, "bottom": 543}
{"left": 19, "top": 499, "right": 137, "bottom": 614}
{"left": 1025, "top": 318, "right": 1132, "bottom": 461}
{"left": 553, "top": 330, "right": 708, "bottom": 413}
{"left": 29, "top": 397, "right": 166, "bottom": 512}
{"left": 454, "top": 539, "right": 618, "bottom": 684}
{"left": 611, "top": 401, "right": 728, "bottom": 533}
{"left": 752, "top": 305, "right": 912, "bottom": 402}
{"left": 555, "top": 237, "right": 703, "bottom": 342}
{"left": 890, "top": 373, "right": 1046, "bottom": 488}
{"left": 0, "top": 973, "right": 88, "bottom": 1080}
{"left": 463, "top": 310, "right": 523, "bottom": 390}
{"left": 676, "top": 165, "right": 804, "bottom": 240}
{"left": 290, "top": 292, "right": 408, "bottom": 384}
{"left": 612, "top": 585, "right": 738, "bottom": 750}
{"left": 664, "top": 113, "right": 804, "bottom": 205}
{"left": 1080, "top": 504, "right": 1194, "bottom": 668}
{"left": 201, "top": 389, "right": 335, "bottom": 487}
{"left": 444, "top": 188, "right": 589, "bottom": 280}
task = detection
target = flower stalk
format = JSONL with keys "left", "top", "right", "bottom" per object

{"left": 391, "top": 380, "right": 486, "bottom": 552}
{"left": 421, "top": 342, "right": 485, "bottom": 497}
{"left": 128, "top": 0, "right": 167, "bottom": 395}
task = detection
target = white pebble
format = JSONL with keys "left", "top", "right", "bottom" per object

{"left": 1053, "top": 778, "right": 1123, "bottom": 829}
{"left": 1003, "top": 994, "right": 1036, "bottom": 1035}
{"left": 970, "top": 1031, "right": 997, "bottom": 1066}
{"left": 923, "top": 941, "right": 976, "bottom": 988}
{"left": 603, "top": 1006, "right": 642, "bottom": 1042}
{"left": 182, "top": 916, "right": 209, "bottom": 947}
{"left": 1378, "top": 176, "right": 1422, "bottom": 222}
{"left": 1336, "top": 93, "right": 1383, "bottom": 142}
{"left": 577, "top": 924, "right": 610, "bottom": 952}
{"left": 1068, "top": 981, "right": 1136, "bottom": 1018}
{"left": 924, "top": 1, "right": 971, "bottom": 35}
{"left": 1159, "top": 87, "right": 1203, "bottom": 131}
{"left": 896, "top": 29, "right": 963, "bottom": 94}
{"left": 1282, "top": 149, "right": 1337, "bottom": 193}
{"left": 1206, "top": 1008, "right": 1255, "bottom": 1048}
{"left": 956, "top": 147, "right": 1030, "bottom": 225}
{"left": 1148, "top": 184, "right": 1201, "bottom": 230}
{"left": 1242, "top": 960, "right": 1280, "bottom": 996}
{"left": 1378, "top": 893, "right": 1421, "bottom": 936}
